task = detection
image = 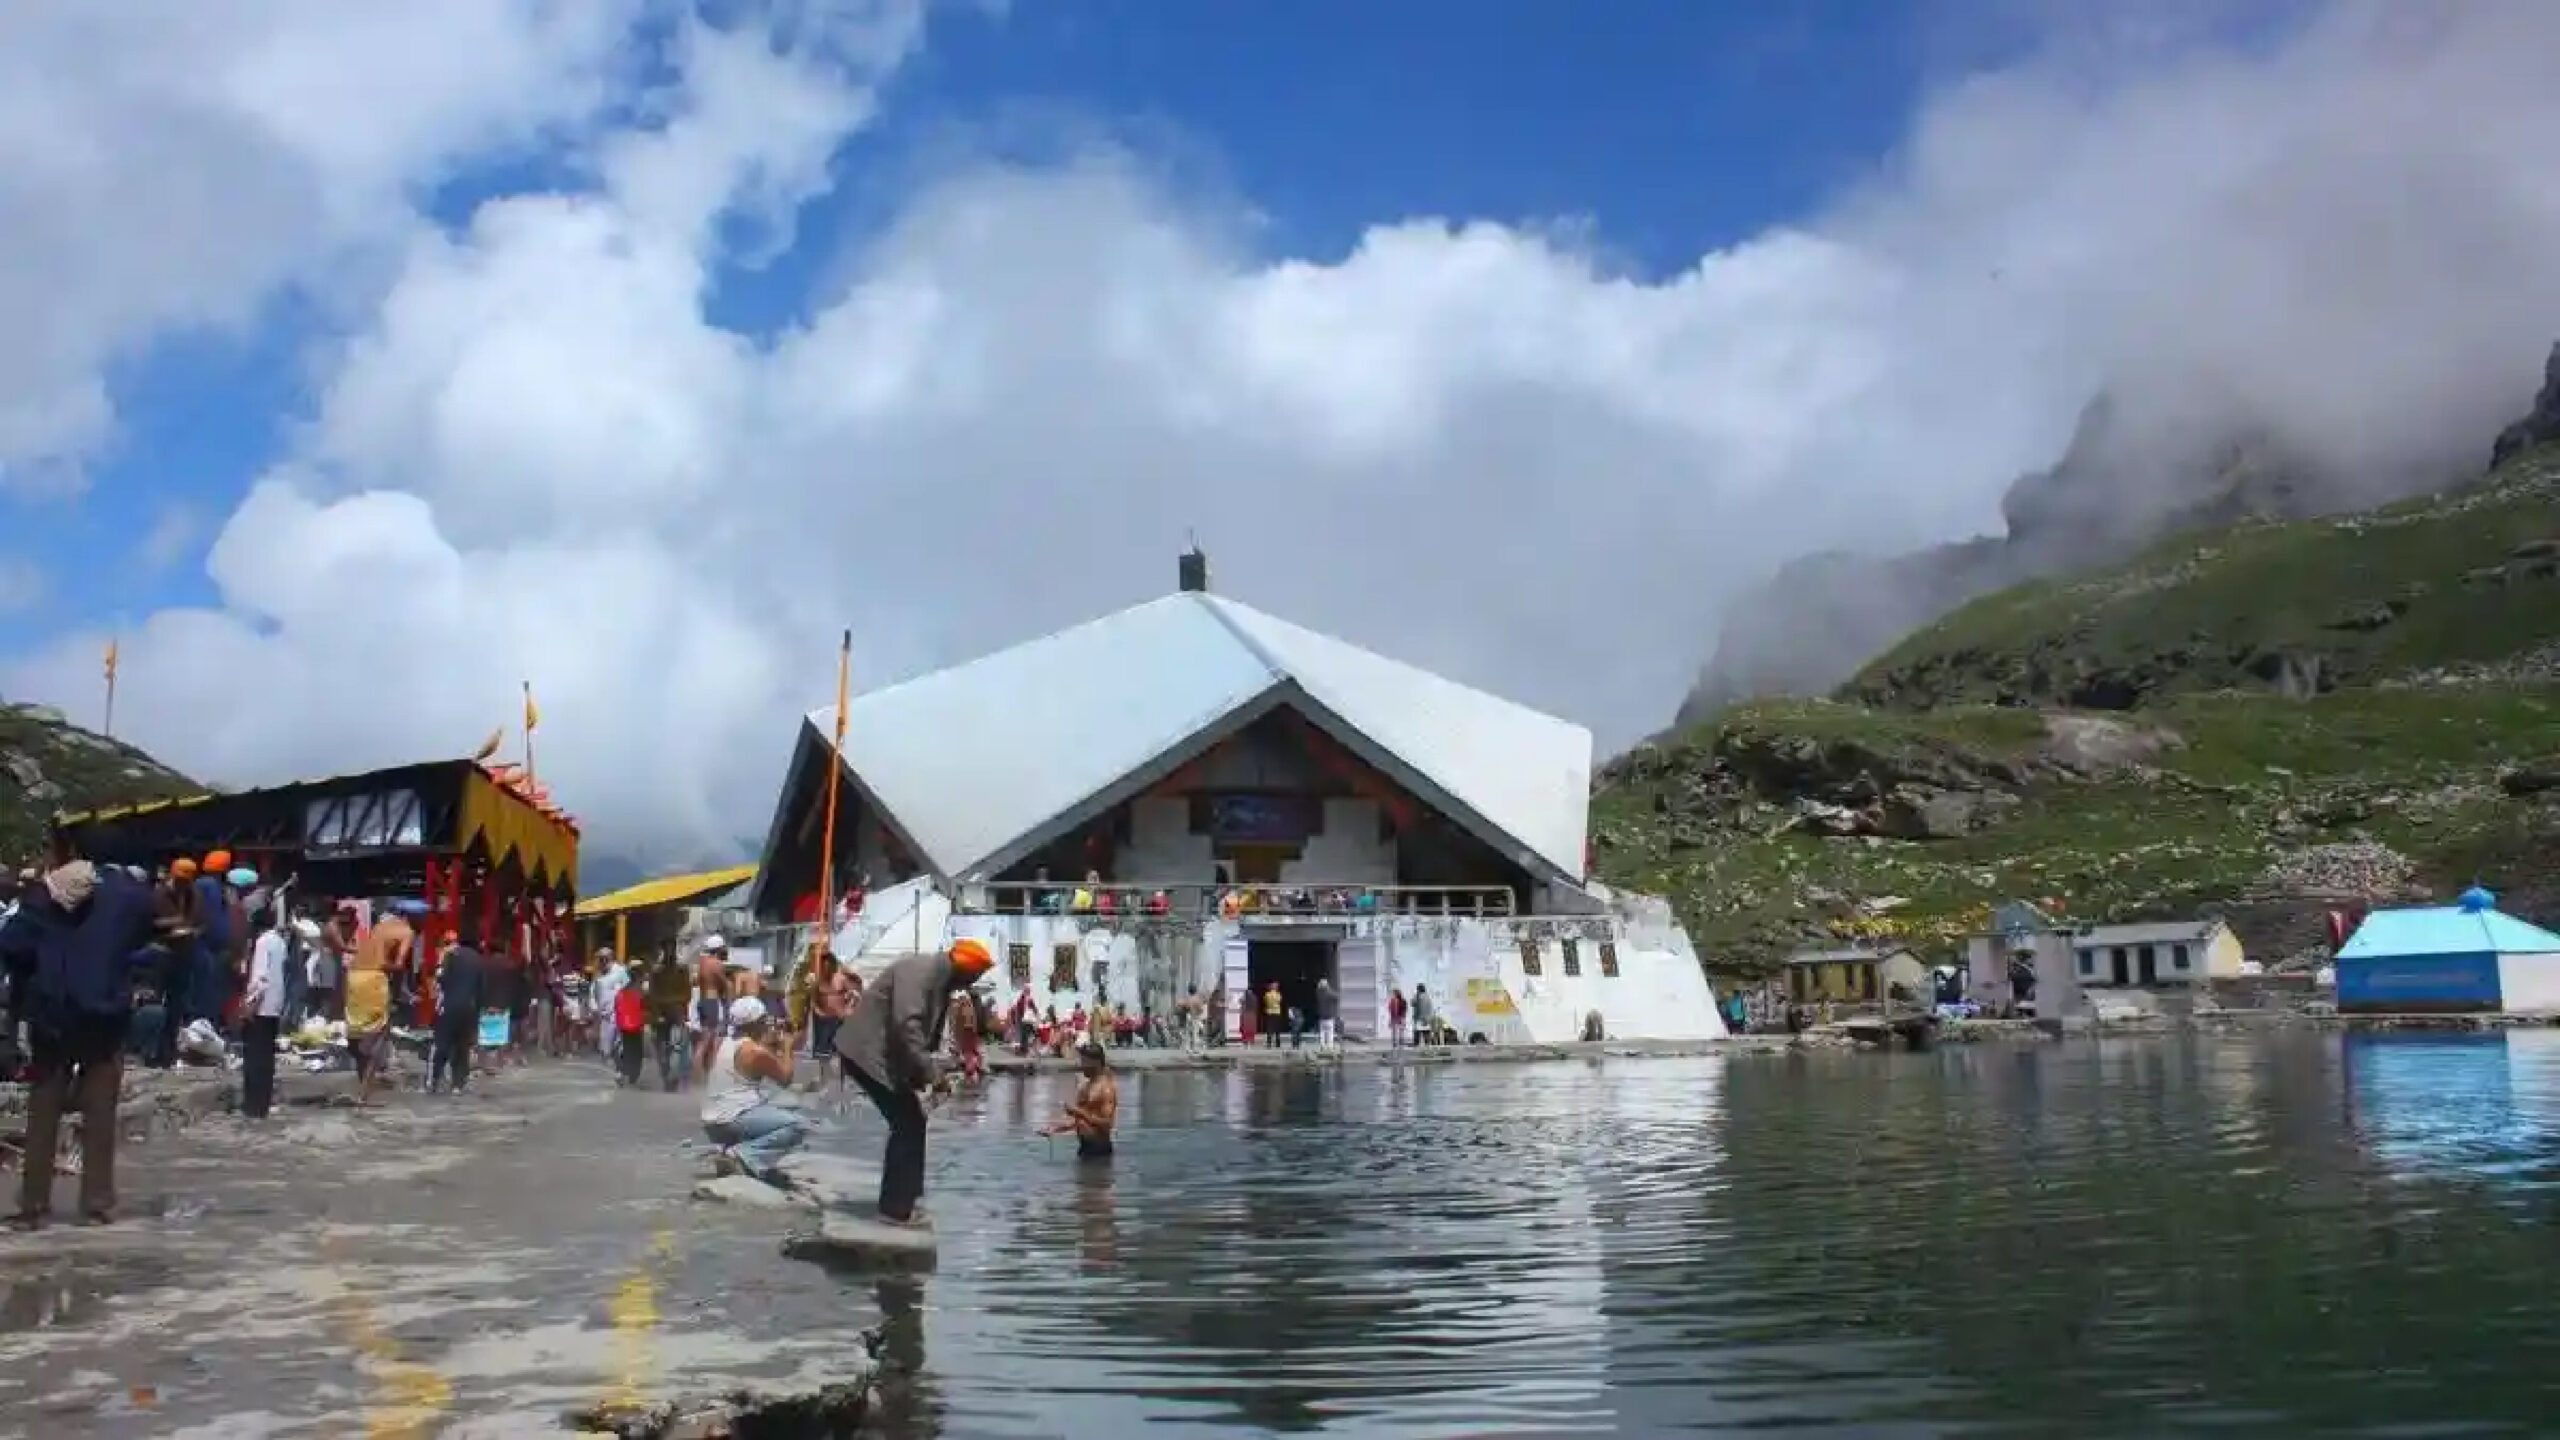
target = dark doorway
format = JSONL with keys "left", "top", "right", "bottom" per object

{"left": 1247, "top": 939, "right": 1335, "bottom": 1037}
{"left": 2109, "top": 947, "right": 2130, "bottom": 987}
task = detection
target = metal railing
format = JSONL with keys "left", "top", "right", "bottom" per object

{"left": 955, "top": 881, "right": 1519, "bottom": 920}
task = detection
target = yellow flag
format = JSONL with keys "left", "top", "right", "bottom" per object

{"left": 103, "top": 638, "right": 118, "bottom": 681}
{"left": 522, "top": 681, "right": 539, "bottom": 733}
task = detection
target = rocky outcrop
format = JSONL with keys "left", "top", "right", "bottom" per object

{"left": 2491, "top": 341, "right": 2560, "bottom": 469}
{"left": 0, "top": 699, "right": 197, "bottom": 859}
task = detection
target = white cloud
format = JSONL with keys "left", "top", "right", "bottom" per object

{"left": 10, "top": 0, "right": 2560, "bottom": 863}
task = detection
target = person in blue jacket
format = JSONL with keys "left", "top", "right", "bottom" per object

{"left": 2, "top": 861, "right": 171, "bottom": 1228}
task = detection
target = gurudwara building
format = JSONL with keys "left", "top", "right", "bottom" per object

{"left": 746, "top": 554, "right": 1728, "bottom": 1045}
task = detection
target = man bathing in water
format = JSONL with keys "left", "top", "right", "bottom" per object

{"left": 1042, "top": 1038, "right": 1119, "bottom": 1159}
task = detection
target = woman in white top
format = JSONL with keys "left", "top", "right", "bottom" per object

{"left": 700, "top": 998, "right": 810, "bottom": 1182}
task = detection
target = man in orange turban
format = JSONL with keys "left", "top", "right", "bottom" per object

{"left": 832, "top": 937, "right": 995, "bottom": 1227}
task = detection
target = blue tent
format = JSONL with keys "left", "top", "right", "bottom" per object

{"left": 2336, "top": 887, "right": 2560, "bottom": 1013}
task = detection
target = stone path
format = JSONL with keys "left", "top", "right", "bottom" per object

{"left": 0, "top": 1063, "right": 886, "bottom": 1439}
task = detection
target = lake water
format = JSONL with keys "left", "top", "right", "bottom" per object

{"left": 872, "top": 1032, "right": 2560, "bottom": 1438}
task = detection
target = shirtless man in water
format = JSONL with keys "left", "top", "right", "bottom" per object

{"left": 1042, "top": 1038, "right": 1119, "bottom": 1159}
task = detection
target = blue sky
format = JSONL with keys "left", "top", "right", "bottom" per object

{"left": 6, "top": 0, "right": 1945, "bottom": 648}
{"left": 26, "top": 0, "right": 2510, "bottom": 862}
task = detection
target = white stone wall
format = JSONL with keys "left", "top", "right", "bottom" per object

{"left": 1112, "top": 796, "right": 1215, "bottom": 886}
{"left": 908, "top": 899, "right": 1728, "bottom": 1044}
{"left": 1282, "top": 798, "right": 1394, "bottom": 886}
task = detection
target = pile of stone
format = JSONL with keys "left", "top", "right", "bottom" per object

{"left": 2254, "top": 841, "right": 2417, "bottom": 899}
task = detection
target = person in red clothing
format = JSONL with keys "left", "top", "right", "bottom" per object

{"left": 611, "top": 978, "right": 648, "bottom": 1087}
{"left": 1387, "top": 987, "right": 1410, "bottom": 1047}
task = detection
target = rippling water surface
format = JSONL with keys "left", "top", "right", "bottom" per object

{"left": 843, "top": 1032, "right": 2560, "bottom": 1438}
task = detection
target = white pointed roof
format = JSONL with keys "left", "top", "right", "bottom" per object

{"left": 808, "top": 590, "right": 1592, "bottom": 882}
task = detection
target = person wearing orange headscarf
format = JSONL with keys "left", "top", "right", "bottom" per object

{"left": 832, "top": 938, "right": 996, "bottom": 1226}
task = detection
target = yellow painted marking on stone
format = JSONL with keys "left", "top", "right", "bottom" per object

{"left": 319, "top": 1238, "right": 454, "bottom": 1440}
{"left": 341, "top": 1283, "right": 455, "bottom": 1440}
{"left": 601, "top": 1229, "right": 677, "bottom": 1413}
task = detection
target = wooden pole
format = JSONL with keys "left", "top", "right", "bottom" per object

{"left": 101, "top": 638, "right": 118, "bottom": 739}
{"left": 521, "top": 680, "right": 539, "bottom": 785}
{"left": 814, "top": 630, "right": 853, "bottom": 957}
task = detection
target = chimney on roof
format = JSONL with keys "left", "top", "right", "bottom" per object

{"left": 1178, "top": 544, "right": 1210, "bottom": 594}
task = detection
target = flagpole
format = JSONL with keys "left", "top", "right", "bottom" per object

{"left": 522, "top": 680, "right": 538, "bottom": 785}
{"left": 101, "top": 638, "right": 119, "bottom": 739}
{"left": 815, "top": 630, "right": 853, "bottom": 953}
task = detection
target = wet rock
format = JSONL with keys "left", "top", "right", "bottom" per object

{"left": 773, "top": 1153, "right": 880, "bottom": 1213}
{"left": 564, "top": 1350, "right": 879, "bottom": 1439}
{"left": 693, "top": 1176, "right": 815, "bottom": 1211}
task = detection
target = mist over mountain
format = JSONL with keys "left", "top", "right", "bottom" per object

{"left": 1678, "top": 344, "right": 2554, "bottom": 726}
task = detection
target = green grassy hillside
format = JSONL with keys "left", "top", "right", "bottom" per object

{"left": 1595, "top": 660, "right": 2560, "bottom": 980}
{"left": 1843, "top": 446, "right": 2560, "bottom": 710}
{"left": 0, "top": 701, "right": 199, "bottom": 864}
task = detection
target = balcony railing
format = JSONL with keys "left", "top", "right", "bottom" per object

{"left": 955, "top": 881, "right": 1518, "bottom": 921}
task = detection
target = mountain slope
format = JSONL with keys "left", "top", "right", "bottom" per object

{"left": 1845, "top": 446, "right": 2560, "bottom": 710}
{"left": 1592, "top": 440, "right": 2560, "bottom": 980}
{"left": 1593, "top": 687, "right": 2560, "bottom": 978}
{"left": 0, "top": 701, "right": 201, "bottom": 863}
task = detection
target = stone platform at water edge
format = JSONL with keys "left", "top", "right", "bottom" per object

{"left": 780, "top": 1213, "right": 939, "bottom": 1272}
{"left": 0, "top": 1064, "right": 901, "bottom": 1438}
{"left": 691, "top": 1150, "right": 880, "bottom": 1212}
{"left": 693, "top": 1150, "right": 941, "bottom": 1271}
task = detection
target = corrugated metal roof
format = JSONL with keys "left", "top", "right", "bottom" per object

{"left": 805, "top": 590, "right": 1594, "bottom": 881}
{"left": 577, "top": 864, "right": 759, "bottom": 919}
{"left": 2338, "top": 905, "right": 2560, "bottom": 960}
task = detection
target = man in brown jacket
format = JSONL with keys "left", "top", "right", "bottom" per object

{"left": 833, "top": 938, "right": 994, "bottom": 1225}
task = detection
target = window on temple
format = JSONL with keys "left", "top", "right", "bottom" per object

{"left": 1519, "top": 937, "right": 1542, "bottom": 975}
{"left": 1598, "top": 941, "right": 1620, "bottom": 978}
{"left": 1008, "top": 943, "right": 1033, "bottom": 989}
{"left": 1561, "top": 938, "right": 1581, "bottom": 977}
{"left": 1050, "top": 942, "right": 1079, "bottom": 991}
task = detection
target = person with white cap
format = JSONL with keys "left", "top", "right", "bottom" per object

{"left": 699, "top": 996, "right": 809, "bottom": 1181}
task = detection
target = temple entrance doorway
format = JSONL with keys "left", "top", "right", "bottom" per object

{"left": 1246, "top": 938, "right": 1336, "bottom": 1041}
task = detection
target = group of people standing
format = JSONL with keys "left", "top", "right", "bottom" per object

{"left": 679, "top": 937, "right": 1114, "bottom": 1230}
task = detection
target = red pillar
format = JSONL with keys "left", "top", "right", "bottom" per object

{"left": 445, "top": 859, "right": 467, "bottom": 945}
{"left": 480, "top": 864, "right": 502, "bottom": 950}
{"left": 418, "top": 858, "right": 444, "bottom": 1027}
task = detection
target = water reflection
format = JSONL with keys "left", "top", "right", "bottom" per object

{"left": 865, "top": 1038, "right": 2560, "bottom": 1438}
{"left": 869, "top": 1276, "right": 943, "bottom": 1436}
{"left": 2345, "top": 1029, "right": 2560, "bottom": 1194}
